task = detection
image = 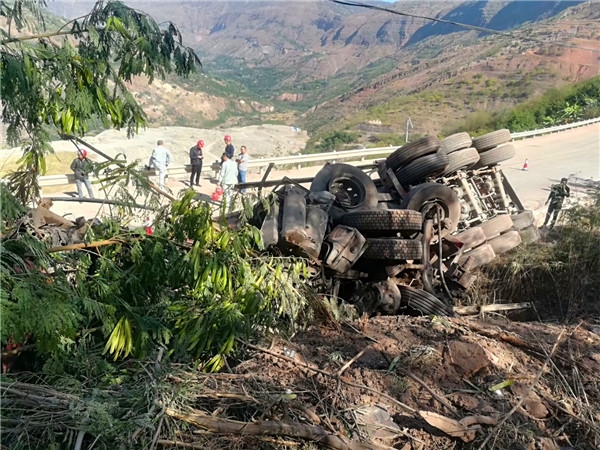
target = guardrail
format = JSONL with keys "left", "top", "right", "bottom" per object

{"left": 36, "top": 117, "right": 600, "bottom": 187}
{"left": 509, "top": 117, "right": 600, "bottom": 139}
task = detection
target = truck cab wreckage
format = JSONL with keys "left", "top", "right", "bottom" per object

{"left": 240, "top": 131, "right": 538, "bottom": 317}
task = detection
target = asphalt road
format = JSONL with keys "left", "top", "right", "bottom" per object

{"left": 499, "top": 123, "right": 600, "bottom": 212}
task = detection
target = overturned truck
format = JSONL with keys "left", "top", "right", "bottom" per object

{"left": 243, "top": 130, "right": 539, "bottom": 317}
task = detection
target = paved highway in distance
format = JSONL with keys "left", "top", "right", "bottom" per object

{"left": 502, "top": 123, "right": 599, "bottom": 212}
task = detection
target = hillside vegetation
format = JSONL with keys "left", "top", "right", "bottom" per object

{"left": 444, "top": 76, "right": 600, "bottom": 136}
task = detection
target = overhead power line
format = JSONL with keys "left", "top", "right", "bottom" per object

{"left": 329, "top": 0, "right": 600, "bottom": 54}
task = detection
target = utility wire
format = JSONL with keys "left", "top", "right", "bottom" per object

{"left": 329, "top": 0, "right": 600, "bottom": 54}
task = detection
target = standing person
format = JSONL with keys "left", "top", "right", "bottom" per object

{"left": 236, "top": 145, "right": 250, "bottom": 193}
{"left": 218, "top": 152, "right": 238, "bottom": 208}
{"left": 70, "top": 148, "right": 95, "bottom": 199}
{"left": 542, "top": 177, "right": 570, "bottom": 229}
{"left": 150, "top": 140, "right": 172, "bottom": 190}
{"left": 224, "top": 135, "right": 235, "bottom": 159}
{"left": 189, "top": 139, "right": 204, "bottom": 187}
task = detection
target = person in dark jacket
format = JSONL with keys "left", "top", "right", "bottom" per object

{"left": 189, "top": 139, "right": 204, "bottom": 186}
{"left": 70, "top": 149, "right": 94, "bottom": 198}
{"left": 542, "top": 177, "right": 570, "bottom": 229}
{"left": 224, "top": 135, "right": 235, "bottom": 159}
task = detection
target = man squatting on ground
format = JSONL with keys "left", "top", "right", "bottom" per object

{"left": 70, "top": 148, "right": 94, "bottom": 199}
{"left": 218, "top": 152, "right": 238, "bottom": 207}
{"left": 542, "top": 177, "right": 570, "bottom": 229}
{"left": 148, "top": 140, "right": 173, "bottom": 190}
{"left": 189, "top": 139, "right": 204, "bottom": 186}
{"left": 236, "top": 145, "right": 250, "bottom": 193}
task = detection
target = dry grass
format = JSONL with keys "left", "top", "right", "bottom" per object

{"left": 0, "top": 151, "right": 78, "bottom": 177}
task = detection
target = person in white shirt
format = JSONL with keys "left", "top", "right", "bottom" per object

{"left": 148, "top": 140, "right": 173, "bottom": 190}
{"left": 218, "top": 152, "right": 238, "bottom": 207}
{"left": 236, "top": 145, "right": 250, "bottom": 193}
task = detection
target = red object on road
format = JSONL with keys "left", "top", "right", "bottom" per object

{"left": 522, "top": 159, "right": 529, "bottom": 171}
{"left": 144, "top": 217, "right": 153, "bottom": 235}
{"left": 211, "top": 186, "right": 224, "bottom": 201}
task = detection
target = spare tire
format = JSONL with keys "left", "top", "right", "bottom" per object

{"left": 385, "top": 136, "right": 441, "bottom": 171}
{"left": 341, "top": 209, "right": 423, "bottom": 235}
{"left": 458, "top": 243, "right": 496, "bottom": 269}
{"left": 510, "top": 210, "right": 535, "bottom": 231}
{"left": 472, "top": 143, "right": 516, "bottom": 169}
{"left": 488, "top": 230, "right": 522, "bottom": 255}
{"left": 310, "top": 163, "right": 378, "bottom": 219}
{"left": 362, "top": 238, "right": 423, "bottom": 260}
{"left": 518, "top": 225, "right": 541, "bottom": 244}
{"left": 396, "top": 152, "right": 449, "bottom": 188}
{"left": 440, "top": 147, "right": 480, "bottom": 177}
{"left": 449, "top": 226, "right": 486, "bottom": 252}
{"left": 472, "top": 129, "right": 511, "bottom": 152}
{"left": 479, "top": 214, "right": 514, "bottom": 239}
{"left": 440, "top": 132, "right": 472, "bottom": 155}
{"left": 400, "top": 183, "right": 461, "bottom": 235}
{"left": 398, "top": 285, "right": 455, "bottom": 317}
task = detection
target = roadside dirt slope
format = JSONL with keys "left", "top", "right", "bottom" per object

{"left": 218, "top": 316, "right": 600, "bottom": 449}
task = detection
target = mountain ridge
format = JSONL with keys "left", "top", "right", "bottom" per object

{"left": 45, "top": 1, "right": 600, "bottom": 139}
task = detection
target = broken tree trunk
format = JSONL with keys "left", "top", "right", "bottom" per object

{"left": 453, "top": 302, "right": 532, "bottom": 316}
{"left": 165, "top": 407, "right": 387, "bottom": 450}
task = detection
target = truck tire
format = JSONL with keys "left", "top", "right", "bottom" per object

{"left": 479, "top": 214, "right": 514, "bottom": 239}
{"left": 472, "top": 129, "right": 511, "bottom": 152}
{"left": 400, "top": 183, "right": 461, "bottom": 235}
{"left": 341, "top": 209, "right": 423, "bottom": 234}
{"left": 385, "top": 136, "right": 441, "bottom": 171}
{"left": 518, "top": 225, "right": 541, "bottom": 244}
{"left": 488, "top": 230, "right": 522, "bottom": 255}
{"left": 396, "top": 152, "right": 449, "bottom": 187}
{"left": 310, "top": 163, "right": 378, "bottom": 219}
{"left": 473, "top": 143, "right": 516, "bottom": 169}
{"left": 398, "top": 285, "right": 455, "bottom": 317}
{"left": 510, "top": 210, "right": 535, "bottom": 231}
{"left": 440, "top": 132, "right": 472, "bottom": 154}
{"left": 450, "top": 226, "right": 486, "bottom": 252}
{"left": 458, "top": 243, "right": 496, "bottom": 268}
{"left": 440, "top": 147, "right": 480, "bottom": 177}
{"left": 362, "top": 238, "right": 423, "bottom": 260}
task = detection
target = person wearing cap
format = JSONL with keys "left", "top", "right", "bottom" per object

{"left": 224, "top": 135, "right": 235, "bottom": 159}
{"left": 218, "top": 152, "right": 238, "bottom": 208}
{"left": 542, "top": 177, "right": 570, "bottom": 229}
{"left": 70, "top": 149, "right": 95, "bottom": 199}
{"left": 150, "top": 140, "right": 173, "bottom": 190}
{"left": 189, "top": 139, "right": 204, "bottom": 187}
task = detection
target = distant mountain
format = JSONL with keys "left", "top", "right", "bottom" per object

{"left": 46, "top": 1, "right": 598, "bottom": 137}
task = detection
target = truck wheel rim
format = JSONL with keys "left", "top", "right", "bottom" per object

{"left": 328, "top": 175, "right": 366, "bottom": 209}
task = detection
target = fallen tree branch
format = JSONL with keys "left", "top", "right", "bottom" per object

{"left": 47, "top": 239, "right": 124, "bottom": 253}
{"left": 477, "top": 329, "right": 567, "bottom": 450}
{"left": 535, "top": 389, "right": 600, "bottom": 435}
{"left": 156, "top": 439, "right": 205, "bottom": 449}
{"left": 165, "top": 407, "right": 385, "bottom": 450}
{"left": 239, "top": 340, "right": 416, "bottom": 414}
{"left": 463, "top": 322, "right": 544, "bottom": 353}
{"left": 454, "top": 302, "right": 532, "bottom": 316}
{"left": 46, "top": 196, "right": 155, "bottom": 210}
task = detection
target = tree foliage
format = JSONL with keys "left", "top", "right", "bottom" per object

{"left": 1, "top": 0, "right": 202, "bottom": 202}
